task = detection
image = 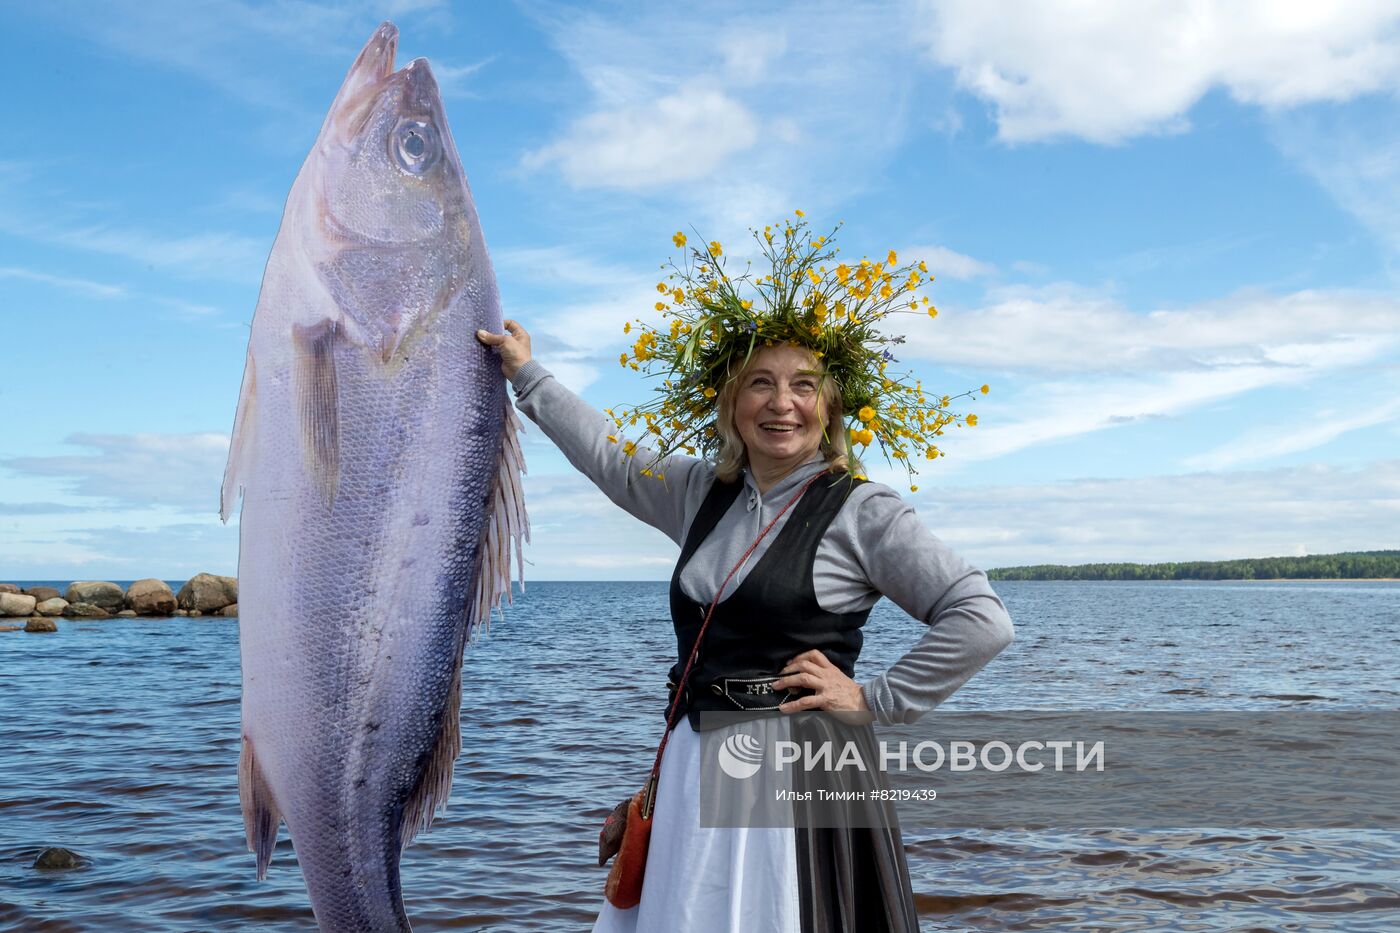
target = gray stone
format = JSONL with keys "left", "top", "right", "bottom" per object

{"left": 23, "top": 586, "right": 61, "bottom": 602}
{"left": 25, "top": 618, "right": 58, "bottom": 633}
{"left": 63, "top": 602, "right": 111, "bottom": 619}
{"left": 125, "top": 578, "right": 177, "bottom": 615}
{"left": 216, "top": 603, "right": 239, "bottom": 617}
{"left": 177, "top": 573, "right": 238, "bottom": 612}
{"left": 173, "top": 609, "right": 189, "bottom": 617}
{"left": 0, "top": 593, "right": 37, "bottom": 617}
{"left": 32, "top": 847, "right": 81, "bottom": 869}
{"left": 63, "top": 581, "right": 125, "bottom": 612}
{"left": 0, "top": 583, "right": 21, "bottom": 594}
{"left": 35, "top": 598, "right": 68, "bottom": 616}
{"left": 115, "top": 609, "right": 137, "bottom": 617}
{"left": 189, "top": 609, "right": 203, "bottom": 617}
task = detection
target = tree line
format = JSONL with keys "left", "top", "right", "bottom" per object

{"left": 987, "top": 550, "right": 1400, "bottom": 581}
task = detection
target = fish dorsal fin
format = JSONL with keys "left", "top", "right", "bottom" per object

{"left": 470, "top": 399, "right": 530, "bottom": 636}
{"left": 221, "top": 348, "right": 257, "bottom": 522}
{"left": 397, "top": 396, "right": 529, "bottom": 852}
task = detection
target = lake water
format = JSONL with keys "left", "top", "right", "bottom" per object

{"left": 3, "top": 580, "right": 1398, "bottom": 931}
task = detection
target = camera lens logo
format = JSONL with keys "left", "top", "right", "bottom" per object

{"left": 717, "top": 732, "right": 764, "bottom": 780}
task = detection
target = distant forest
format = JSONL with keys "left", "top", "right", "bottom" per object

{"left": 987, "top": 550, "right": 1400, "bottom": 581}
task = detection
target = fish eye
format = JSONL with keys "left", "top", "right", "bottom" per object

{"left": 392, "top": 119, "right": 440, "bottom": 174}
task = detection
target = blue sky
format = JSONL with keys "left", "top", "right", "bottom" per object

{"left": 2, "top": 0, "right": 1398, "bottom": 580}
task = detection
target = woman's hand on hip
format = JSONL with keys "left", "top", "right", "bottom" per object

{"left": 476, "top": 319, "right": 531, "bottom": 381}
{"left": 774, "top": 649, "right": 870, "bottom": 713}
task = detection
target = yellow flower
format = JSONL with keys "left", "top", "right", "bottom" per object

{"left": 656, "top": 282, "right": 667, "bottom": 293}
{"left": 741, "top": 300, "right": 753, "bottom": 310}
{"left": 859, "top": 429, "right": 875, "bottom": 445}
{"left": 928, "top": 305, "right": 938, "bottom": 319}
{"left": 794, "top": 209, "right": 804, "bottom": 217}
{"left": 619, "top": 353, "right": 628, "bottom": 366}
{"left": 607, "top": 435, "right": 618, "bottom": 444}
{"left": 641, "top": 468, "right": 653, "bottom": 477}
{"left": 909, "top": 485, "right": 918, "bottom": 492}
{"left": 709, "top": 241, "right": 723, "bottom": 257}
{"left": 887, "top": 249, "right": 897, "bottom": 265}
{"left": 966, "top": 414, "right": 978, "bottom": 426}
{"left": 673, "top": 232, "right": 687, "bottom": 247}
{"left": 654, "top": 302, "right": 666, "bottom": 311}
{"left": 629, "top": 362, "right": 639, "bottom": 371}
{"left": 918, "top": 260, "right": 927, "bottom": 273}
{"left": 857, "top": 405, "right": 875, "bottom": 422}
{"left": 703, "top": 387, "right": 717, "bottom": 399}
{"left": 622, "top": 440, "right": 637, "bottom": 456}
{"left": 926, "top": 446, "right": 939, "bottom": 459}
{"left": 623, "top": 322, "right": 631, "bottom": 334}
{"left": 880, "top": 284, "right": 893, "bottom": 299}
{"left": 980, "top": 384, "right": 989, "bottom": 394}
{"left": 672, "top": 288, "right": 684, "bottom": 303}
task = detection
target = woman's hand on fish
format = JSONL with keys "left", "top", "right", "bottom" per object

{"left": 476, "top": 319, "right": 531, "bottom": 380}
{"left": 774, "top": 649, "right": 869, "bottom": 713}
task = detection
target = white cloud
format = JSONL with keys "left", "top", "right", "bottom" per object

{"left": 1183, "top": 395, "right": 1400, "bottom": 470}
{"left": 900, "top": 244, "right": 995, "bottom": 281}
{"left": 900, "top": 286, "right": 1400, "bottom": 373}
{"left": 917, "top": 0, "right": 1400, "bottom": 143}
{"left": 885, "top": 286, "right": 1400, "bottom": 463}
{"left": 0, "top": 266, "right": 128, "bottom": 299}
{"left": 1270, "top": 104, "right": 1400, "bottom": 256}
{"left": 520, "top": 2, "right": 919, "bottom": 217}
{"left": 3, "top": 433, "right": 229, "bottom": 513}
{"left": 523, "top": 85, "right": 761, "bottom": 190}
{"left": 916, "top": 457, "right": 1400, "bottom": 568}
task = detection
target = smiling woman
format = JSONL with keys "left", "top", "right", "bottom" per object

{"left": 477, "top": 310, "right": 1015, "bottom": 933}
{"left": 714, "top": 344, "right": 851, "bottom": 492}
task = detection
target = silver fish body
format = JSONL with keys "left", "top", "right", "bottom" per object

{"left": 221, "top": 22, "right": 526, "bottom": 931}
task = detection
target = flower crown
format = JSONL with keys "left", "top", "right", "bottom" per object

{"left": 608, "top": 212, "right": 987, "bottom": 491}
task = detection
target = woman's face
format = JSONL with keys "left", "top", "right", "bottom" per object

{"left": 733, "top": 344, "right": 827, "bottom": 474}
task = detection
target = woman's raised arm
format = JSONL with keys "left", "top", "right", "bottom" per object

{"left": 477, "top": 320, "right": 708, "bottom": 545}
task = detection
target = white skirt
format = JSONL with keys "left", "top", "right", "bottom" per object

{"left": 592, "top": 719, "right": 801, "bottom": 933}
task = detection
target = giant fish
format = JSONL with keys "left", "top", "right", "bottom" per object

{"left": 220, "top": 21, "right": 527, "bottom": 931}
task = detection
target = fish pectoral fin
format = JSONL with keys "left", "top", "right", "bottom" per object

{"left": 239, "top": 736, "right": 283, "bottom": 880}
{"left": 292, "top": 319, "right": 342, "bottom": 511}
{"left": 220, "top": 348, "right": 257, "bottom": 523}
{"left": 469, "top": 399, "right": 531, "bottom": 637}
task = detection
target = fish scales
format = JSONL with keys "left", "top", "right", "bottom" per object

{"left": 221, "top": 22, "right": 526, "bottom": 932}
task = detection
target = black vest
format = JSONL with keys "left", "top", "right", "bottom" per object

{"left": 667, "top": 471, "right": 873, "bottom": 730}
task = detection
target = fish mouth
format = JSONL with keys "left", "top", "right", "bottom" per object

{"left": 327, "top": 22, "right": 400, "bottom": 138}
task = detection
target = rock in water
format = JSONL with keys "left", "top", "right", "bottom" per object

{"left": 63, "top": 582, "right": 125, "bottom": 612}
{"left": 26, "top": 618, "right": 58, "bottom": 633}
{"left": 127, "top": 578, "right": 178, "bottom": 615}
{"left": 33, "top": 847, "right": 82, "bottom": 869}
{"left": 0, "top": 583, "right": 19, "bottom": 594}
{"left": 0, "top": 593, "right": 37, "bottom": 617}
{"left": 217, "top": 603, "right": 240, "bottom": 617}
{"left": 63, "top": 602, "right": 110, "bottom": 619}
{"left": 219, "top": 22, "right": 527, "bottom": 931}
{"left": 177, "top": 573, "right": 238, "bottom": 612}
{"left": 36, "top": 598, "right": 69, "bottom": 616}
{"left": 23, "top": 586, "right": 61, "bottom": 602}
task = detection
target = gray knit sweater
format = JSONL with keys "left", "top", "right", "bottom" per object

{"left": 509, "top": 360, "right": 1015, "bottom": 723}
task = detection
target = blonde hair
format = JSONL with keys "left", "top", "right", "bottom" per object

{"left": 712, "top": 344, "right": 856, "bottom": 483}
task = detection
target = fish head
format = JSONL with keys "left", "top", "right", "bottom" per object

{"left": 315, "top": 23, "right": 473, "bottom": 251}
{"left": 297, "top": 22, "right": 495, "bottom": 362}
